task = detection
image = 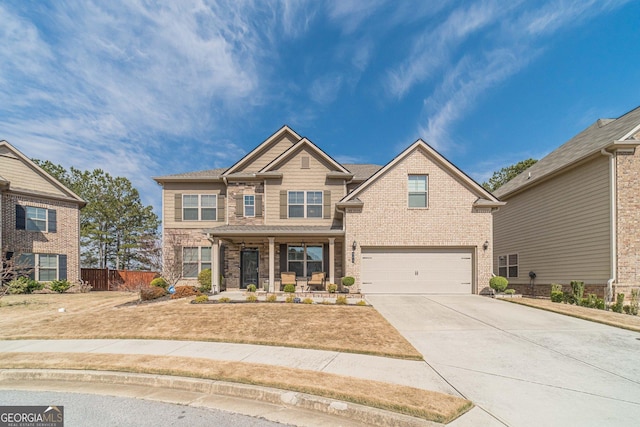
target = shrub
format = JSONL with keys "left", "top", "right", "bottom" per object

{"left": 246, "top": 294, "right": 258, "bottom": 303}
{"left": 336, "top": 295, "right": 348, "bottom": 305}
{"left": 198, "top": 269, "right": 212, "bottom": 293}
{"left": 550, "top": 291, "right": 564, "bottom": 303}
{"left": 285, "top": 295, "right": 295, "bottom": 303}
{"left": 49, "top": 279, "right": 71, "bottom": 294}
{"left": 217, "top": 297, "right": 231, "bottom": 303}
{"left": 612, "top": 293, "right": 625, "bottom": 313}
{"left": 170, "top": 286, "right": 201, "bottom": 299}
{"left": 141, "top": 286, "right": 166, "bottom": 301}
{"left": 630, "top": 288, "right": 639, "bottom": 316}
{"left": 320, "top": 299, "right": 331, "bottom": 305}
{"left": 551, "top": 283, "right": 563, "bottom": 293}
{"left": 570, "top": 280, "right": 585, "bottom": 302}
{"left": 341, "top": 276, "right": 355, "bottom": 287}
{"left": 283, "top": 284, "right": 296, "bottom": 293}
{"left": 193, "top": 295, "right": 209, "bottom": 304}
{"left": 489, "top": 276, "right": 508, "bottom": 293}
{"left": 356, "top": 300, "right": 367, "bottom": 306}
{"left": 247, "top": 284, "right": 257, "bottom": 293}
{"left": 504, "top": 289, "right": 516, "bottom": 295}
{"left": 7, "top": 277, "right": 43, "bottom": 294}
{"left": 266, "top": 294, "right": 278, "bottom": 303}
{"left": 327, "top": 283, "right": 338, "bottom": 293}
{"left": 302, "top": 297, "right": 314, "bottom": 304}
{"left": 150, "top": 277, "right": 168, "bottom": 290}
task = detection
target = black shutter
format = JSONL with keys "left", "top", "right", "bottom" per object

{"left": 48, "top": 209, "right": 57, "bottom": 233}
{"left": 16, "top": 205, "right": 26, "bottom": 230}
{"left": 323, "top": 244, "right": 329, "bottom": 274}
{"left": 279, "top": 244, "right": 287, "bottom": 274}
{"left": 58, "top": 254, "right": 67, "bottom": 280}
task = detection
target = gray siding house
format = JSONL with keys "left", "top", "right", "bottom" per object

{"left": 493, "top": 106, "right": 640, "bottom": 298}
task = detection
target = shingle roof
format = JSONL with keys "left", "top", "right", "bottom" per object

{"left": 154, "top": 168, "right": 227, "bottom": 181}
{"left": 495, "top": 106, "right": 640, "bottom": 198}
{"left": 342, "top": 164, "right": 382, "bottom": 181}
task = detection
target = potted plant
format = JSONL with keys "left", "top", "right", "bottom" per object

{"left": 341, "top": 276, "right": 355, "bottom": 293}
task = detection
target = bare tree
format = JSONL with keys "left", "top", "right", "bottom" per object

{"left": 1, "top": 252, "right": 34, "bottom": 299}
{"left": 161, "top": 231, "right": 197, "bottom": 287}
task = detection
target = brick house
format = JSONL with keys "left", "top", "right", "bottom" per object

{"left": 154, "top": 126, "right": 503, "bottom": 294}
{"left": 0, "top": 140, "right": 85, "bottom": 283}
{"left": 493, "top": 106, "right": 640, "bottom": 298}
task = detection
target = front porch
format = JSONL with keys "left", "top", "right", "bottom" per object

{"left": 205, "top": 225, "right": 345, "bottom": 293}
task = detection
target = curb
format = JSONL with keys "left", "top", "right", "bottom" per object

{"left": 0, "top": 369, "right": 440, "bottom": 427}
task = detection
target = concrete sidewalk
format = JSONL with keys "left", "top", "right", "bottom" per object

{"left": 0, "top": 339, "right": 490, "bottom": 426}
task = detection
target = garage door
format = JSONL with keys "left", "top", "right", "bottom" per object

{"left": 361, "top": 248, "right": 473, "bottom": 294}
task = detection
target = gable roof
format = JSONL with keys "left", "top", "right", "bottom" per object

{"left": 341, "top": 139, "right": 503, "bottom": 207}
{"left": 0, "top": 140, "right": 85, "bottom": 206}
{"left": 153, "top": 168, "right": 227, "bottom": 183}
{"left": 495, "top": 106, "right": 640, "bottom": 199}
{"left": 259, "top": 137, "right": 350, "bottom": 174}
{"left": 223, "top": 125, "right": 302, "bottom": 176}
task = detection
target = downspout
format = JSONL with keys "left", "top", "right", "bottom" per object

{"left": 601, "top": 148, "right": 616, "bottom": 304}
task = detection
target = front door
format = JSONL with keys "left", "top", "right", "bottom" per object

{"left": 240, "top": 249, "right": 259, "bottom": 289}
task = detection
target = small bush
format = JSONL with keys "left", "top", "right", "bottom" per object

{"left": 341, "top": 276, "right": 355, "bottom": 287}
{"left": 570, "top": 280, "right": 585, "bottom": 302}
{"left": 7, "top": 277, "right": 43, "bottom": 294}
{"left": 49, "top": 279, "right": 71, "bottom": 294}
{"left": 150, "top": 277, "right": 168, "bottom": 290}
{"left": 198, "top": 269, "right": 212, "bottom": 293}
{"left": 504, "top": 289, "right": 516, "bottom": 295}
{"left": 247, "top": 284, "right": 257, "bottom": 293}
{"left": 302, "top": 297, "right": 314, "bottom": 304}
{"left": 217, "top": 297, "right": 231, "bottom": 303}
{"left": 170, "top": 286, "right": 201, "bottom": 299}
{"left": 550, "top": 291, "right": 564, "bottom": 303}
{"left": 320, "top": 299, "right": 331, "bottom": 305}
{"left": 246, "top": 294, "right": 258, "bottom": 303}
{"left": 336, "top": 295, "right": 348, "bottom": 305}
{"left": 489, "top": 276, "right": 508, "bottom": 293}
{"left": 612, "top": 293, "right": 625, "bottom": 313}
{"left": 266, "top": 294, "right": 278, "bottom": 303}
{"left": 193, "top": 295, "right": 209, "bottom": 304}
{"left": 141, "top": 286, "right": 167, "bottom": 301}
{"left": 551, "top": 283, "right": 563, "bottom": 293}
{"left": 629, "top": 288, "right": 639, "bottom": 316}
{"left": 283, "top": 284, "right": 296, "bottom": 293}
{"left": 285, "top": 295, "right": 295, "bottom": 303}
{"left": 356, "top": 300, "right": 367, "bottom": 306}
{"left": 327, "top": 283, "right": 338, "bottom": 293}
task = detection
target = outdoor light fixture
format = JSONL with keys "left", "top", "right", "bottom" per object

{"left": 483, "top": 240, "right": 489, "bottom": 250}
{"left": 352, "top": 240, "right": 357, "bottom": 250}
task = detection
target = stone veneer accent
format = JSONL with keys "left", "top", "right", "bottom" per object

{"left": 2, "top": 193, "right": 81, "bottom": 283}
{"left": 615, "top": 149, "right": 640, "bottom": 295}
{"left": 227, "top": 183, "right": 264, "bottom": 226}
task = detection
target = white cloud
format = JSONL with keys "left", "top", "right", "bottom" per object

{"left": 309, "top": 74, "right": 343, "bottom": 105}
{"left": 326, "top": 0, "right": 387, "bottom": 34}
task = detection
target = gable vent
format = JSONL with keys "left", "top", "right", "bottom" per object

{"left": 301, "top": 156, "right": 310, "bottom": 169}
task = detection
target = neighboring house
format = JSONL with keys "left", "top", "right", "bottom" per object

{"left": 493, "top": 106, "right": 640, "bottom": 298}
{"left": 154, "top": 126, "right": 503, "bottom": 294}
{"left": 0, "top": 140, "right": 85, "bottom": 283}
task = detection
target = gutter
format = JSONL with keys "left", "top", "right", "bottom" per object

{"left": 600, "top": 148, "right": 616, "bottom": 303}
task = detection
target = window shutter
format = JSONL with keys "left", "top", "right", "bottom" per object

{"left": 174, "top": 246, "right": 182, "bottom": 276}
{"left": 255, "top": 195, "right": 263, "bottom": 218}
{"left": 279, "top": 244, "right": 287, "bottom": 274}
{"left": 236, "top": 195, "right": 243, "bottom": 217}
{"left": 174, "top": 194, "right": 182, "bottom": 222}
{"left": 58, "top": 254, "right": 67, "bottom": 280}
{"left": 323, "top": 191, "right": 331, "bottom": 219}
{"left": 280, "top": 191, "right": 287, "bottom": 219}
{"left": 323, "top": 244, "right": 329, "bottom": 274}
{"left": 48, "top": 209, "right": 57, "bottom": 233}
{"left": 217, "top": 195, "right": 225, "bottom": 222}
{"left": 16, "top": 205, "right": 26, "bottom": 230}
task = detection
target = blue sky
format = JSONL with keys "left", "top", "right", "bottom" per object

{"left": 1, "top": 1, "right": 638, "bottom": 213}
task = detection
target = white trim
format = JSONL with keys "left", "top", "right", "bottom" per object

{"left": 287, "top": 190, "right": 323, "bottom": 219}
{"left": 259, "top": 138, "right": 350, "bottom": 174}
{"left": 182, "top": 194, "right": 217, "bottom": 221}
{"left": 620, "top": 122, "right": 640, "bottom": 141}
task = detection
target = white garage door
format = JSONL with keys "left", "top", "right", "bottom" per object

{"left": 361, "top": 248, "right": 473, "bottom": 294}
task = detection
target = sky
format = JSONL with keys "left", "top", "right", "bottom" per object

{"left": 1, "top": 1, "right": 639, "bottom": 215}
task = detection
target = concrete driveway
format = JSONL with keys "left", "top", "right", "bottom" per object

{"left": 366, "top": 295, "right": 640, "bottom": 427}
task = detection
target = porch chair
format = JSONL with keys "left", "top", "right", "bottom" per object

{"left": 280, "top": 272, "right": 297, "bottom": 291}
{"left": 307, "top": 271, "right": 326, "bottom": 292}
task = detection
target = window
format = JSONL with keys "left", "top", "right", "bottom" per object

{"left": 244, "top": 195, "right": 255, "bottom": 217}
{"left": 498, "top": 254, "right": 518, "bottom": 278}
{"left": 26, "top": 206, "right": 47, "bottom": 231}
{"left": 287, "top": 245, "right": 323, "bottom": 278}
{"left": 408, "top": 175, "right": 428, "bottom": 208}
{"left": 183, "top": 195, "right": 216, "bottom": 221}
{"left": 288, "top": 191, "right": 322, "bottom": 218}
{"left": 183, "top": 247, "right": 212, "bottom": 278}
{"left": 16, "top": 205, "right": 56, "bottom": 232}
{"left": 16, "top": 253, "right": 66, "bottom": 281}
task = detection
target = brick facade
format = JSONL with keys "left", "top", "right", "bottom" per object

{"left": 615, "top": 149, "right": 640, "bottom": 295}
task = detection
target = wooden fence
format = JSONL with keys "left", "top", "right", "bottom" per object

{"left": 81, "top": 268, "right": 159, "bottom": 291}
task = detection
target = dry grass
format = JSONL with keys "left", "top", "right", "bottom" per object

{"left": 506, "top": 297, "right": 640, "bottom": 332}
{"left": 0, "top": 352, "right": 472, "bottom": 424}
{"left": 0, "top": 292, "right": 421, "bottom": 359}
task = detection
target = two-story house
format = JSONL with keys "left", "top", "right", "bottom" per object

{"left": 154, "top": 126, "right": 503, "bottom": 294}
{"left": 1, "top": 140, "right": 85, "bottom": 283}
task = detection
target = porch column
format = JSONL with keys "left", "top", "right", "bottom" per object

{"left": 212, "top": 237, "right": 220, "bottom": 294}
{"left": 268, "top": 237, "right": 275, "bottom": 292}
{"left": 328, "top": 237, "right": 335, "bottom": 284}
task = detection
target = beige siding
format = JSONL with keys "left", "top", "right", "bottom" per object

{"left": 493, "top": 156, "right": 611, "bottom": 285}
{"left": 0, "top": 148, "right": 69, "bottom": 197}
{"left": 235, "top": 133, "right": 297, "bottom": 173}
{"left": 344, "top": 148, "right": 494, "bottom": 293}
{"left": 163, "top": 182, "right": 227, "bottom": 228}
{"left": 265, "top": 147, "right": 345, "bottom": 225}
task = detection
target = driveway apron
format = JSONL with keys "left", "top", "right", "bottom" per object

{"left": 366, "top": 294, "right": 640, "bottom": 427}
